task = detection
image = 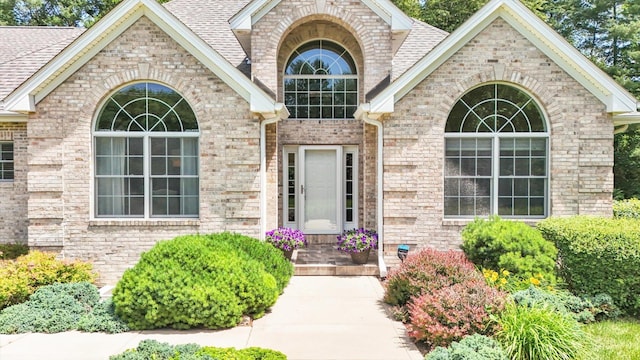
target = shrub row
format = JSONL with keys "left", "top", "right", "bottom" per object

{"left": 110, "top": 339, "right": 287, "bottom": 360}
{"left": 0, "top": 282, "right": 128, "bottom": 334}
{"left": 384, "top": 249, "right": 506, "bottom": 348}
{"left": 112, "top": 233, "right": 293, "bottom": 330}
{"left": 537, "top": 216, "right": 640, "bottom": 316}
{"left": 0, "top": 251, "right": 96, "bottom": 309}
{"left": 461, "top": 216, "right": 558, "bottom": 284}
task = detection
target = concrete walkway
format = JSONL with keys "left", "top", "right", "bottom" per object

{"left": 0, "top": 276, "right": 423, "bottom": 360}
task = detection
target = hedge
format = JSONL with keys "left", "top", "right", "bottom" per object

{"left": 537, "top": 216, "right": 640, "bottom": 316}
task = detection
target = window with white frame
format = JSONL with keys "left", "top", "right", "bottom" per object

{"left": 94, "top": 82, "right": 199, "bottom": 218}
{"left": 444, "top": 83, "right": 548, "bottom": 218}
{"left": 0, "top": 142, "right": 13, "bottom": 181}
{"left": 284, "top": 40, "right": 358, "bottom": 119}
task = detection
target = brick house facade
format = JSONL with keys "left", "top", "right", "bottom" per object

{"left": 0, "top": 0, "right": 638, "bottom": 284}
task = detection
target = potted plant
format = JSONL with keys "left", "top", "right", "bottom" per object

{"left": 265, "top": 227, "right": 307, "bottom": 260}
{"left": 336, "top": 228, "right": 378, "bottom": 264}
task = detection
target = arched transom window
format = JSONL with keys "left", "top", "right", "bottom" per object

{"left": 284, "top": 40, "right": 358, "bottom": 119}
{"left": 444, "top": 83, "right": 548, "bottom": 218}
{"left": 94, "top": 82, "right": 199, "bottom": 218}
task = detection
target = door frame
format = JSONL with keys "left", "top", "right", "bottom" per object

{"left": 282, "top": 145, "right": 358, "bottom": 234}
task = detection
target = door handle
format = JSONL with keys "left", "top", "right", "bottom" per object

{"left": 301, "top": 185, "right": 304, "bottom": 194}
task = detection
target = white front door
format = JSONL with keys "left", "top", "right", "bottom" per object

{"left": 283, "top": 145, "right": 358, "bottom": 234}
{"left": 300, "top": 146, "right": 341, "bottom": 233}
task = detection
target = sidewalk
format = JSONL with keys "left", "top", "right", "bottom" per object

{"left": 0, "top": 276, "right": 424, "bottom": 360}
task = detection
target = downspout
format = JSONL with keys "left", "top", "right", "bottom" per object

{"left": 361, "top": 111, "right": 387, "bottom": 278}
{"left": 260, "top": 115, "right": 279, "bottom": 240}
{"left": 260, "top": 103, "right": 287, "bottom": 240}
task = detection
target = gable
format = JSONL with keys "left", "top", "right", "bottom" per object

{"left": 360, "top": 0, "right": 639, "bottom": 123}
{"left": 2, "top": 0, "right": 286, "bottom": 119}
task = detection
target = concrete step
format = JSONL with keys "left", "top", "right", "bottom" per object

{"left": 292, "top": 244, "right": 380, "bottom": 276}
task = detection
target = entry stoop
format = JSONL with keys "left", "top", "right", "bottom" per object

{"left": 292, "top": 243, "right": 380, "bottom": 276}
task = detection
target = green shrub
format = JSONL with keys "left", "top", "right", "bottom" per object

{"left": 0, "top": 243, "right": 29, "bottom": 260}
{"left": 461, "top": 216, "right": 557, "bottom": 283}
{"left": 0, "top": 282, "right": 100, "bottom": 333}
{"left": 109, "top": 340, "right": 287, "bottom": 360}
{"left": 112, "top": 234, "right": 282, "bottom": 330}
{"left": 613, "top": 198, "right": 640, "bottom": 219}
{"left": 109, "top": 340, "right": 203, "bottom": 360}
{"left": 426, "top": 334, "right": 508, "bottom": 360}
{"left": 202, "top": 232, "right": 293, "bottom": 293}
{"left": 512, "top": 286, "right": 620, "bottom": 323}
{"left": 77, "top": 299, "right": 130, "bottom": 333}
{"left": 496, "top": 302, "right": 590, "bottom": 360}
{"left": 0, "top": 251, "right": 96, "bottom": 309}
{"left": 537, "top": 216, "right": 640, "bottom": 315}
{"left": 199, "top": 346, "right": 287, "bottom": 360}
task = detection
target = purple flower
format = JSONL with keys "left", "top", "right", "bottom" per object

{"left": 265, "top": 227, "right": 307, "bottom": 250}
{"left": 336, "top": 228, "right": 378, "bottom": 253}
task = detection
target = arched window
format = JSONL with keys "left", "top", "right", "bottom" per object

{"left": 284, "top": 40, "right": 358, "bottom": 119}
{"left": 94, "top": 82, "right": 199, "bottom": 218}
{"left": 444, "top": 83, "right": 548, "bottom": 218}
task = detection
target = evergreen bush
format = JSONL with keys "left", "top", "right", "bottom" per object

{"left": 112, "top": 234, "right": 282, "bottom": 330}
{"left": 0, "top": 243, "right": 29, "bottom": 260}
{"left": 426, "top": 334, "right": 508, "bottom": 360}
{"left": 461, "top": 216, "right": 557, "bottom": 282}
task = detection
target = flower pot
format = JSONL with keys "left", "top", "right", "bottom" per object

{"left": 281, "top": 249, "right": 294, "bottom": 260}
{"left": 350, "top": 248, "right": 371, "bottom": 264}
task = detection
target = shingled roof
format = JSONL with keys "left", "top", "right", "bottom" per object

{"left": 0, "top": 0, "right": 447, "bottom": 108}
{"left": 0, "top": 26, "right": 84, "bottom": 103}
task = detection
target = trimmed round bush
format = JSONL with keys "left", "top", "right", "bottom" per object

{"left": 496, "top": 302, "right": 590, "bottom": 360}
{"left": 426, "top": 334, "right": 508, "bottom": 360}
{"left": 538, "top": 216, "right": 640, "bottom": 315}
{"left": 383, "top": 248, "right": 481, "bottom": 308}
{"left": 112, "top": 234, "right": 285, "bottom": 330}
{"left": 0, "top": 251, "right": 96, "bottom": 309}
{"left": 202, "top": 232, "right": 294, "bottom": 293}
{"left": 407, "top": 279, "right": 506, "bottom": 347}
{"left": 461, "top": 216, "right": 557, "bottom": 282}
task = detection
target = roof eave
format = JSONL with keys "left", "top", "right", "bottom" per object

{"left": 4, "top": 0, "right": 283, "bottom": 119}
{"left": 365, "top": 0, "right": 639, "bottom": 116}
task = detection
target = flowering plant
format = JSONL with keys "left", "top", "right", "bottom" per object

{"left": 265, "top": 227, "right": 307, "bottom": 251}
{"left": 336, "top": 228, "right": 378, "bottom": 253}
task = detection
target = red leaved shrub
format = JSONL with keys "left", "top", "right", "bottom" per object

{"left": 407, "top": 279, "right": 506, "bottom": 347}
{"left": 383, "top": 248, "right": 480, "bottom": 307}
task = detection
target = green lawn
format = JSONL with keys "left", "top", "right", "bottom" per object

{"left": 584, "top": 319, "right": 640, "bottom": 360}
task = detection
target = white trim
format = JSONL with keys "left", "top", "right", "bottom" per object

{"left": 230, "top": 0, "right": 411, "bottom": 32}
{"left": 364, "top": 0, "right": 638, "bottom": 116}
{"left": 299, "top": 145, "right": 343, "bottom": 234}
{"left": 0, "top": 111, "right": 28, "bottom": 122}
{"left": 3, "top": 0, "right": 285, "bottom": 117}
{"left": 360, "top": 114, "right": 387, "bottom": 278}
{"left": 260, "top": 116, "right": 280, "bottom": 240}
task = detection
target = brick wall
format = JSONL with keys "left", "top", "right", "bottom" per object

{"left": 382, "top": 18, "right": 613, "bottom": 262}
{"left": 27, "top": 17, "right": 259, "bottom": 284}
{"left": 252, "top": 0, "right": 392, "bottom": 98}
{"left": 0, "top": 123, "right": 28, "bottom": 244}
